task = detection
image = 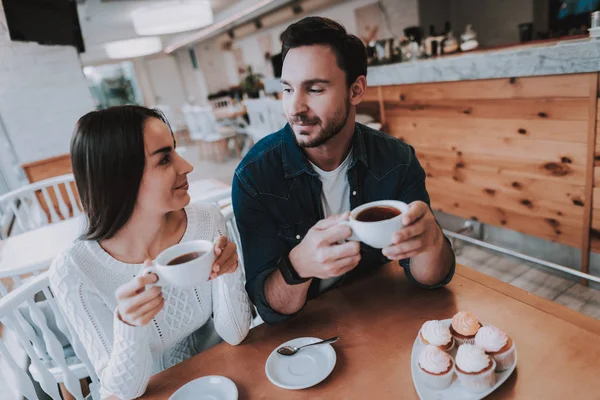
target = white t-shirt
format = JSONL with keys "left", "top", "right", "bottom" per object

{"left": 309, "top": 150, "right": 353, "bottom": 292}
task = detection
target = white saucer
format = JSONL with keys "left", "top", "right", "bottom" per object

{"left": 265, "top": 337, "right": 337, "bottom": 390}
{"left": 169, "top": 376, "right": 238, "bottom": 400}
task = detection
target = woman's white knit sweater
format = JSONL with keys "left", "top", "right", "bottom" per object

{"left": 49, "top": 203, "right": 251, "bottom": 399}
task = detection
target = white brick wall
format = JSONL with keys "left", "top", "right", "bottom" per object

{"left": 0, "top": 3, "right": 95, "bottom": 165}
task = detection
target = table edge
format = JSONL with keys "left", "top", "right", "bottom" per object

{"left": 456, "top": 264, "right": 600, "bottom": 336}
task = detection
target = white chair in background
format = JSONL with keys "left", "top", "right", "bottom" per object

{"left": 182, "top": 106, "right": 238, "bottom": 162}
{"left": 0, "top": 174, "right": 81, "bottom": 239}
{"left": 265, "top": 98, "right": 287, "bottom": 132}
{"left": 220, "top": 205, "right": 263, "bottom": 328}
{"left": 0, "top": 272, "right": 100, "bottom": 400}
{"left": 244, "top": 99, "right": 272, "bottom": 145}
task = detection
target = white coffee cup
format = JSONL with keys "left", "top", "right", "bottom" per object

{"left": 142, "top": 240, "right": 215, "bottom": 287}
{"left": 339, "top": 200, "right": 409, "bottom": 249}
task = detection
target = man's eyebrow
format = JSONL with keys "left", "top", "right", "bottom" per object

{"left": 280, "top": 79, "right": 331, "bottom": 86}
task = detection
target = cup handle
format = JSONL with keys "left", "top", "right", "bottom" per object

{"left": 141, "top": 265, "right": 163, "bottom": 287}
{"left": 337, "top": 220, "right": 360, "bottom": 242}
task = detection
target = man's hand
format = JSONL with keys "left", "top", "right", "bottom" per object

{"left": 289, "top": 213, "right": 361, "bottom": 279}
{"left": 382, "top": 201, "right": 443, "bottom": 261}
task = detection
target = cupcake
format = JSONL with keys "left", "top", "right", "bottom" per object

{"left": 450, "top": 311, "right": 481, "bottom": 345}
{"left": 417, "top": 345, "right": 455, "bottom": 390}
{"left": 419, "top": 320, "right": 455, "bottom": 352}
{"left": 455, "top": 344, "right": 496, "bottom": 392}
{"left": 475, "top": 325, "right": 516, "bottom": 372}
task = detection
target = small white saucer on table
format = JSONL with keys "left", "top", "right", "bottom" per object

{"left": 265, "top": 337, "right": 337, "bottom": 390}
{"left": 169, "top": 376, "right": 238, "bottom": 400}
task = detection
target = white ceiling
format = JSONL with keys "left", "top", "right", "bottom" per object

{"left": 77, "top": 0, "right": 240, "bottom": 65}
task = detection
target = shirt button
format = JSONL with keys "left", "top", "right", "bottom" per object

{"left": 296, "top": 235, "right": 301, "bottom": 239}
{"left": 352, "top": 191, "right": 357, "bottom": 196}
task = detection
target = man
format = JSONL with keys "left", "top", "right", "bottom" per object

{"left": 232, "top": 17, "right": 455, "bottom": 325}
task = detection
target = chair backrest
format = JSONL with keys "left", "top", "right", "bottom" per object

{"left": 265, "top": 99, "right": 287, "bottom": 132}
{"left": 244, "top": 99, "right": 272, "bottom": 142}
{"left": 0, "top": 174, "right": 82, "bottom": 238}
{"left": 193, "top": 106, "right": 220, "bottom": 136}
{"left": 0, "top": 272, "right": 100, "bottom": 400}
{"left": 210, "top": 96, "right": 233, "bottom": 111}
{"left": 220, "top": 205, "right": 243, "bottom": 277}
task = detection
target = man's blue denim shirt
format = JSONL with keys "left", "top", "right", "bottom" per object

{"left": 232, "top": 123, "right": 455, "bottom": 324}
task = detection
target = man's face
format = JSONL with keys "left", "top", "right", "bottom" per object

{"left": 281, "top": 45, "right": 351, "bottom": 148}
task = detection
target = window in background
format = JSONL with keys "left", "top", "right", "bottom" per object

{"left": 82, "top": 62, "right": 144, "bottom": 110}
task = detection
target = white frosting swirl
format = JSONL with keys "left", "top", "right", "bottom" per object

{"left": 420, "top": 320, "right": 452, "bottom": 346}
{"left": 452, "top": 311, "right": 480, "bottom": 336}
{"left": 455, "top": 344, "right": 490, "bottom": 373}
{"left": 418, "top": 345, "right": 452, "bottom": 374}
{"left": 475, "top": 325, "right": 508, "bottom": 352}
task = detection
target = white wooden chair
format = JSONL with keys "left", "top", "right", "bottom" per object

{"left": 0, "top": 272, "right": 100, "bottom": 400}
{"left": 244, "top": 99, "right": 273, "bottom": 145}
{"left": 220, "top": 205, "right": 263, "bottom": 328}
{"left": 0, "top": 174, "right": 81, "bottom": 239}
{"left": 182, "top": 106, "right": 238, "bottom": 162}
{"left": 265, "top": 98, "right": 287, "bottom": 132}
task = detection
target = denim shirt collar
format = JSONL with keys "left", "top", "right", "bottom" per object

{"left": 281, "top": 123, "right": 369, "bottom": 179}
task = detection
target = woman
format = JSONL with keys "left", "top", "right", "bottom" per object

{"left": 49, "top": 106, "right": 251, "bottom": 399}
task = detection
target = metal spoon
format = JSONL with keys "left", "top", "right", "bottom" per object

{"left": 277, "top": 336, "right": 339, "bottom": 356}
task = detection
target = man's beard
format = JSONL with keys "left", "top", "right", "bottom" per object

{"left": 291, "top": 99, "right": 350, "bottom": 148}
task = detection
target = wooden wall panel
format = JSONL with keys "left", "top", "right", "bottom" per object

{"left": 380, "top": 74, "right": 590, "bottom": 101}
{"left": 356, "top": 86, "right": 382, "bottom": 123}
{"left": 378, "top": 74, "right": 593, "bottom": 249}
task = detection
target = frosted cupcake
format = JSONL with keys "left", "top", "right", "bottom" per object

{"left": 455, "top": 344, "right": 496, "bottom": 392}
{"left": 450, "top": 311, "right": 481, "bottom": 345}
{"left": 417, "top": 345, "right": 455, "bottom": 390}
{"left": 475, "top": 325, "right": 516, "bottom": 372}
{"left": 419, "top": 320, "right": 455, "bottom": 352}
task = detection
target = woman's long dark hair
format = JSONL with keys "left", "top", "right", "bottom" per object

{"left": 71, "top": 105, "right": 173, "bottom": 241}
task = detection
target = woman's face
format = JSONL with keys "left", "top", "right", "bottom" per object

{"left": 136, "top": 118, "right": 194, "bottom": 215}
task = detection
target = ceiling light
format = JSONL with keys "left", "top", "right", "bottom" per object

{"left": 131, "top": 1, "right": 213, "bottom": 36}
{"left": 105, "top": 37, "right": 162, "bottom": 59}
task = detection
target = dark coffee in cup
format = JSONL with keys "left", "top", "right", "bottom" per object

{"left": 355, "top": 206, "right": 401, "bottom": 222}
{"left": 167, "top": 251, "right": 205, "bottom": 266}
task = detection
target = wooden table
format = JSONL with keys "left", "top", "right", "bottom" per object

{"left": 137, "top": 263, "right": 600, "bottom": 399}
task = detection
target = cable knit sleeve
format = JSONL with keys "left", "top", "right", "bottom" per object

{"left": 49, "top": 250, "right": 153, "bottom": 399}
{"left": 209, "top": 205, "right": 251, "bottom": 345}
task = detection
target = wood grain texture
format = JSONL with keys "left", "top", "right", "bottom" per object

{"left": 392, "top": 116, "right": 588, "bottom": 143}
{"left": 380, "top": 74, "right": 590, "bottom": 101}
{"left": 384, "top": 98, "right": 589, "bottom": 121}
{"left": 378, "top": 73, "right": 596, "bottom": 249}
{"left": 20, "top": 154, "right": 79, "bottom": 223}
{"left": 131, "top": 263, "right": 600, "bottom": 400}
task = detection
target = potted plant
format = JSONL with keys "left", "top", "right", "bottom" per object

{"left": 241, "top": 65, "right": 263, "bottom": 99}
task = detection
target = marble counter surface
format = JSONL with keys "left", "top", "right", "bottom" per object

{"left": 367, "top": 38, "right": 600, "bottom": 86}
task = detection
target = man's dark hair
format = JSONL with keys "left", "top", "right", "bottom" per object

{"left": 71, "top": 105, "right": 173, "bottom": 241}
{"left": 281, "top": 16, "right": 367, "bottom": 86}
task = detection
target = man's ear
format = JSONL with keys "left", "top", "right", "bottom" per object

{"left": 349, "top": 76, "right": 367, "bottom": 106}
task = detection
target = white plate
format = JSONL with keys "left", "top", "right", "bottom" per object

{"left": 265, "top": 337, "right": 337, "bottom": 390}
{"left": 169, "top": 376, "right": 238, "bottom": 400}
{"left": 411, "top": 319, "right": 517, "bottom": 400}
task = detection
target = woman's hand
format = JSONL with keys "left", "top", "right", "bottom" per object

{"left": 210, "top": 236, "right": 239, "bottom": 280}
{"left": 116, "top": 260, "right": 165, "bottom": 326}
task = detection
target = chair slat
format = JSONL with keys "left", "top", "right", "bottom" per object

{"left": 3, "top": 315, "right": 62, "bottom": 400}
{"left": 65, "top": 183, "right": 81, "bottom": 216}
{"left": 53, "top": 184, "right": 70, "bottom": 220}
{"left": 0, "top": 337, "right": 39, "bottom": 400}
{"left": 26, "top": 299, "right": 85, "bottom": 399}
{"left": 40, "top": 187, "right": 60, "bottom": 223}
